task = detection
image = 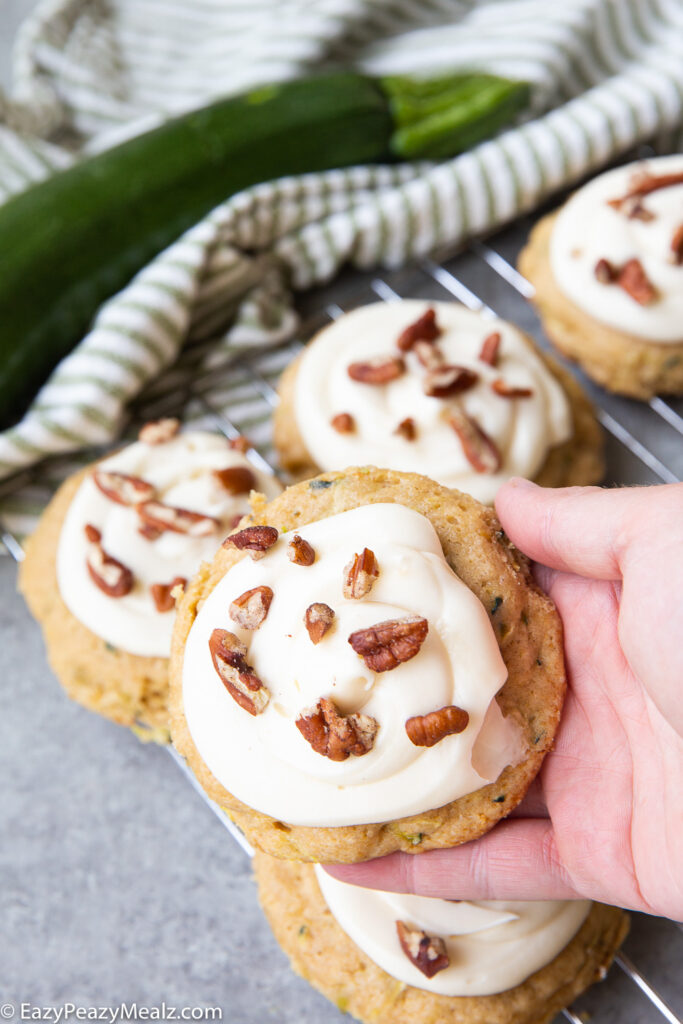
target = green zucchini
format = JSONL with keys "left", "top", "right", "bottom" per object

{"left": 0, "top": 71, "right": 529, "bottom": 429}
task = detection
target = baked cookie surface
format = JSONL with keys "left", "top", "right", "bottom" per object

{"left": 170, "top": 467, "right": 567, "bottom": 862}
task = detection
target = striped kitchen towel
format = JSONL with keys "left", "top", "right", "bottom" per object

{"left": 0, "top": 0, "right": 682, "bottom": 538}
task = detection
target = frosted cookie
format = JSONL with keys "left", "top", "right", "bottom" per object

{"left": 170, "top": 467, "right": 566, "bottom": 862}
{"left": 519, "top": 155, "right": 683, "bottom": 399}
{"left": 19, "top": 420, "right": 281, "bottom": 739}
{"left": 273, "top": 300, "right": 603, "bottom": 502}
{"left": 254, "top": 853, "right": 629, "bottom": 1024}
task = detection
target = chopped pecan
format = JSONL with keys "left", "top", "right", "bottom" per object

{"left": 150, "top": 577, "right": 187, "bottom": 613}
{"left": 288, "top": 534, "right": 315, "bottom": 566}
{"left": 396, "top": 921, "right": 449, "bottom": 979}
{"left": 296, "top": 696, "right": 377, "bottom": 761}
{"left": 594, "top": 258, "right": 617, "bottom": 284}
{"left": 330, "top": 412, "right": 355, "bottom": 434}
{"left": 348, "top": 615, "right": 428, "bottom": 673}
{"left": 304, "top": 603, "right": 335, "bottom": 644}
{"left": 405, "top": 705, "right": 470, "bottom": 747}
{"left": 627, "top": 200, "right": 655, "bottom": 222}
{"left": 137, "top": 500, "right": 220, "bottom": 537}
{"left": 394, "top": 417, "right": 416, "bottom": 441}
{"left": 213, "top": 465, "right": 257, "bottom": 495}
{"left": 671, "top": 224, "right": 683, "bottom": 265}
{"left": 208, "top": 628, "right": 270, "bottom": 715}
{"left": 138, "top": 522, "right": 162, "bottom": 541}
{"left": 448, "top": 409, "right": 501, "bottom": 474}
{"left": 138, "top": 418, "right": 180, "bottom": 445}
{"left": 413, "top": 339, "right": 443, "bottom": 369}
{"left": 617, "top": 258, "right": 658, "bottom": 305}
{"left": 396, "top": 308, "right": 441, "bottom": 352}
{"left": 84, "top": 524, "right": 134, "bottom": 598}
{"left": 491, "top": 379, "right": 533, "bottom": 399}
{"left": 478, "top": 331, "right": 501, "bottom": 366}
{"left": 230, "top": 585, "right": 274, "bottom": 630}
{"left": 423, "top": 365, "right": 478, "bottom": 398}
{"left": 607, "top": 170, "right": 683, "bottom": 209}
{"left": 223, "top": 525, "right": 279, "bottom": 559}
{"left": 347, "top": 356, "right": 405, "bottom": 385}
{"left": 343, "top": 547, "right": 379, "bottom": 600}
{"left": 92, "top": 469, "right": 156, "bottom": 506}
{"left": 228, "top": 435, "right": 251, "bottom": 454}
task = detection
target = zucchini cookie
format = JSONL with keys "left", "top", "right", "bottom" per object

{"left": 170, "top": 467, "right": 566, "bottom": 862}
{"left": 273, "top": 300, "right": 603, "bottom": 502}
{"left": 519, "top": 155, "right": 683, "bottom": 399}
{"left": 254, "top": 853, "right": 629, "bottom": 1024}
{"left": 19, "top": 420, "right": 281, "bottom": 738}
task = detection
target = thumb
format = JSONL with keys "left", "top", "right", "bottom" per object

{"left": 324, "top": 819, "right": 581, "bottom": 902}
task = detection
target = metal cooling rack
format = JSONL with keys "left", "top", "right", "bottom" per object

{"left": 2, "top": 177, "right": 682, "bottom": 1024}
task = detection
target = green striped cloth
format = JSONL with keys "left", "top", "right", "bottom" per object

{"left": 1, "top": 0, "right": 682, "bottom": 540}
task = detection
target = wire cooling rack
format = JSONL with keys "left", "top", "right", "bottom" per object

{"left": 2, "top": 170, "right": 682, "bottom": 1024}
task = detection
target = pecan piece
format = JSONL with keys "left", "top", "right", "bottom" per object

{"left": 347, "top": 356, "right": 405, "bottom": 385}
{"left": 607, "top": 170, "right": 683, "bottom": 209}
{"left": 213, "top": 465, "right": 257, "bottom": 495}
{"left": 296, "top": 697, "right": 377, "bottom": 761}
{"left": 92, "top": 469, "right": 156, "bottom": 507}
{"left": 228, "top": 435, "right": 251, "bottom": 454}
{"left": 413, "top": 339, "right": 443, "bottom": 369}
{"left": 594, "top": 258, "right": 617, "bottom": 284}
{"left": 394, "top": 417, "right": 416, "bottom": 441}
{"left": 405, "top": 705, "right": 470, "bottom": 747}
{"left": 478, "top": 331, "right": 501, "bottom": 366}
{"left": 304, "top": 603, "right": 335, "bottom": 644}
{"left": 343, "top": 547, "right": 379, "bottom": 599}
{"left": 671, "top": 224, "right": 683, "bottom": 265}
{"left": 396, "top": 308, "right": 441, "bottom": 352}
{"left": 448, "top": 409, "right": 501, "bottom": 474}
{"left": 230, "top": 585, "right": 274, "bottom": 630}
{"left": 137, "top": 500, "right": 219, "bottom": 537}
{"left": 150, "top": 577, "right": 187, "bottom": 613}
{"left": 330, "top": 412, "right": 355, "bottom": 434}
{"left": 138, "top": 418, "right": 180, "bottom": 445}
{"left": 423, "top": 365, "right": 478, "bottom": 398}
{"left": 617, "top": 258, "right": 658, "bottom": 305}
{"left": 208, "top": 629, "right": 270, "bottom": 715}
{"left": 84, "top": 524, "right": 134, "bottom": 598}
{"left": 288, "top": 534, "right": 315, "bottom": 566}
{"left": 348, "top": 615, "right": 428, "bottom": 673}
{"left": 491, "top": 379, "right": 533, "bottom": 399}
{"left": 396, "top": 921, "right": 449, "bottom": 979}
{"left": 223, "top": 525, "right": 279, "bottom": 559}
{"left": 138, "top": 522, "right": 162, "bottom": 541}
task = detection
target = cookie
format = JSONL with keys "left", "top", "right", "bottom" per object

{"left": 273, "top": 300, "right": 603, "bottom": 501}
{"left": 254, "top": 852, "right": 629, "bottom": 1024}
{"left": 170, "top": 466, "right": 566, "bottom": 862}
{"left": 19, "top": 423, "right": 281, "bottom": 738}
{"left": 519, "top": 156, "right": 683, "bottom": 399}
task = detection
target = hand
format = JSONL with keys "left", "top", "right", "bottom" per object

{"left": 326, "top": 480, "right": 683, "bottom": 919}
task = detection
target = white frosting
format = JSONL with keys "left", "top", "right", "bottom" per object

{"left": 56, "top": 432, "right": 281, "bottom": 658}
{"left": 550, "top": 155, "right": 683, "bottom": 342}
{"left": 292, "top": 301, "right": 572, "bottom": 504}
{"left": 182, "top": 503, "right": 524, "bottom": 827}
{"left": 315, "top": 867, "right": 591, "bottom": 997}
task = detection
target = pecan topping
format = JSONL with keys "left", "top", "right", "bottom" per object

{"left": 223, "top": 525, "right": 279, "bottom": 559}
{"left": 423, "top": 365, "right": 478, "bottom": 398}
{"left": 330, "top": 412, "right": 355, "bottom": 434}
{"left": 671, "top": 224, "right": 683, "bottom": 265}
{"left": 413, "top": 339, "right": 443, "bottom": 369}
{"left": 138, "top": 522, "right": 162, "bottom": 541}
{"left": 347, "top": 356, "right": 405, "bottom": 385}
{"left": 208, "top": 629, "right": 270, "bottom": 715}
{"left": 304, "top": 603, "right": 335, "bottom": 644}
{"left": 448, "top": 409, "right": 501, "bottom": 474}
{"left": 396, "top": 921, "right": 449, "bottom": 979}
{"left": 343, "top": 547, "right": 379, "bottom": 599}
{"left": 396, "top": 308, "right": 441, "bottom": 352}
{"left": 394, "top": 417, "right": 416, "bottom": 441}
{"left": 491, "top": 379, "right": 533, "bottom": 399}
{"left": 405, "top": 705, "right": 470, "bottom": 747}
{"left": 137, "top": 500, "right": 219, "bottom": 537}
{"left": 627, "top": 200, "right": 655, "bottom": 222}
{"left": 230, "top": 585, "right": 274, "bottom": 630}
{"left": 92, "top": 469, "right": 156, "bottom": 506}
{"left": 617, "top": 258, "right": 658, "bottom": 305}
{"left": 288, "top": 534, "right": 315, "bottom": 566}
{"left": 138, "top": 418, "right": 180, "bottom": 444}
{"left": 594, "top": 258, "right": 617, "bottom": 284}
{"left": 607, "top": 170, "right": 683, "bottom": 209}
{"left": 213, "top": 466, "right": 257, "bottom": 495}
{"left": 479, "top": 331, "right": 501, "bottom": 366}
{"left": 348, "top": 615, "right": 428, "bottom": 673}
{"left": 84, "top": 524, "right": 134, "bottom": 598}
{"left": 228, "top": 435, "right": 251, "bottom": 454}
{"left": 150, "top": 577, "right": 187, "bottom": 613}
{"left": 296, "top": 697, "right": 377, "bottom": 761}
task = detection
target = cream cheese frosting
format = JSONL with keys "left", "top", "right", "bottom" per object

{"left": 181, "top": 502, "right": 524, "bottom": 828}
{"left": 292, "top": 300, "right": 572, "bottom": 504}
{"left": 314, "top": 866, "right": 591, "bottom": 997}
{"left": 56, "top": 430, "right": 281, "bottom": 658}
{"left": 550, "top": 155, "right": 683, "bottom": 343}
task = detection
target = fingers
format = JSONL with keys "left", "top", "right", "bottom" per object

{"left": 324, "top": 819, "right": 580, "bottom": 902}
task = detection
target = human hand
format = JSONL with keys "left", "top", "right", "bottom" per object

{"left": 327, "top": 480, "right": 683, "bottom": 919}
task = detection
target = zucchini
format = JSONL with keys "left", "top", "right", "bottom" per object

{"left": 0, "top": 71, "right": 529, "bottom": 429}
